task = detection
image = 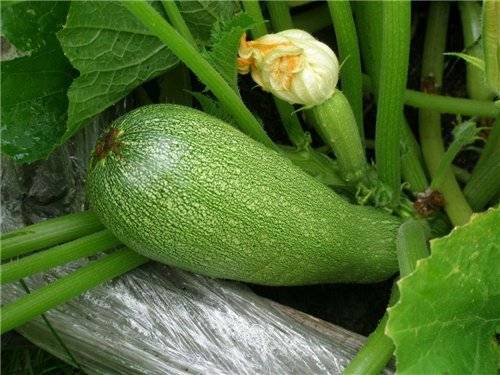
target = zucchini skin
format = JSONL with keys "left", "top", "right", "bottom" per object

{"left": 87, "top": 104, "right": 399, "bottom": 285}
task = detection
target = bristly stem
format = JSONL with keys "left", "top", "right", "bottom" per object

{"left": 1, "top": 248, "right": 148, "bottom": 334}
{"left": 122, "top": 1, "right": 277, "bottom": 151}
{"left": 375, "top": 2, "right": 411, "bottom": 204}
{"left": 419, "top": 2, "right": 473, "bottom": 226}
{"left": 161, "top": 0, "right": 197, "bottom": 47}
{"left": 1, "top": 211, "right": 103, "bottom": 261}
{"left": 2, "top": 230, "right": 120, "bottom": 285}
{"left": 327, "top": 0, "right": 364, "bottom": 141}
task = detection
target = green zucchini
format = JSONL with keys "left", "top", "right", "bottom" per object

{"left": 87, "top": 104, "right": 399, "bottom": 285}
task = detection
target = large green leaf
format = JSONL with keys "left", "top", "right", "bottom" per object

{"left": 177, "top": 0, "right": 241, "bottom": 45}
{"left": 387, "top": 208, "right": 500, "bottom": 374}
{"left": 57, "top": 1, "right": 178, "bottom": 139}
{"left": 1, "top": 1, "right": 73, "bottom": 163}
{"left": 57, "top": 1, "right": 242, "bottom": 140}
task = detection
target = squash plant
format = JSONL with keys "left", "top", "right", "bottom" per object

{"left": 1, "top": 1, "right": 499, "bottom": 374}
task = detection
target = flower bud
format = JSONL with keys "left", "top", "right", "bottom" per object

{"left": 238, "top": 29, "right": 339, "bottom": 106}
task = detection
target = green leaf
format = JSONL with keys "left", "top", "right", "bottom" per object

{"left": 204, "top": 13, "right": 255, "bottom": 93}
{"left": 387, "top": 208, "right": 500, "bottom": 374}
{"left": 444, "top": 52, "right": 485, "bottom": 71}
{"left": 1, "top": 1, "right": 73, "bottom": 163}
{"left": 177, "top": 0, "right": 241, "bottom": 45}
{"left": 57, "top": 1, "right": 179, "bottom": 140}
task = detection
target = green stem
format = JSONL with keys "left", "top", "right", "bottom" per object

{"left": 243, "top": 0, "right": 309, "bottom": 148}
{"left": 1, "top": 211, "right": 103, "bottom": 261}
{"left": 363, "top": 69, "right": 498, "bottom": 116}
{"left": 267, "top": 1, "right": 294, "bottom": 31}
{"left": 430, "top": 120, "right": 478, "bottom": 191}
{"left": 293, "top": 3, "right": 332, "bottom": 34}
{"left": 353, "top": 2, "right": 428, "bottom": 195}
{"left": 161, "top": 0, "right": 197, "bottom": 47}
{"left": 404, "top": 90, "right": 499, "bottom": 117}
{"left": 419, "top": 2, "right": 473, "bottom": 226}
{"left": 396, "top": 219, "right": 429, "bottom": 277}
{"left": 464, "top": 149, "right": 500, "bottom": 210}
{"left": 1, "top": 248, "right": 148, "bottom": 334}
{"left": 307, "top": 92, "right": 367, "bottom": 182}
{"left": 375, "top": 2, "right": 411, "bottom": 204}
{"left": 18, "top": 280, "right": 84, "bottom": 372}
{"left": 344, "top": 219, "right": 429, "bottom": 375}
{"left": 327, "top": 0, "right": 364, "bottom": 140}
{"left": 122, "top": 1, "right": 276, "bottom": 150}
{"left": 400, "top": 118, "right": 428, "bottom": 193}
{"left": 482, "top": 0, "right": 500, "bottom": 95}
{"left": 459, "top": 1, "right": 493, "bottom": 101}
{"left": 473, "top": 116, "right": 500, "bottom": 174}
{"left": 2, "top": 230, "right": 120, "bottom": 285}
{"left": 343, "top": 287, "right": 398, "bottom": 375}
{"left": 242, "top": 0, "right": 268, "bottom": 37}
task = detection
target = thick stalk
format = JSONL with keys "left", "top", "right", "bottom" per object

{"left": 307, "top": 92, "right": 367, "bottom": 182}
{"left": 375, "top": 2, "right": 411, "bottom": 204}
{"left": 396, "top": 219, "right": 429, "bottom": 277}
{"left": 327, "top": 0, "right": 364, "bottom": 139}
{"left": 353, "top": 2, "right": 428, "bottom": 194}
{"left": 404, "top": 90, "right": 499, "bottom": 117}
{"left": 1, "top": 248, "right": 148, "bottom": 334}
{"left": 464, "top": 150, "right": 500, "bottom": 210}
{"left": 1, "top": 211, "right": 103, "bottom": 260}
{"left": 1, "top": 230, "right": 120, "bottom": 285}
{"left": 362, "top": 74, "right": 500, "bottom": 117}
{"left": 121, "top": 1, "right": 276, "bottom": 150}
{"left": 244, "top": 1, "right": 309, "bottom": 148}
{"left": 161, "top": 0, "right": 197, "bottom": 47}
{"left": 419, "top": 2, "right": 473, "bottom": 226}
{"left": 343, "top": 219, "right": 429, "bottom": 375}
{"left": 459, "top": 1, "right": 493, "bottom": 101}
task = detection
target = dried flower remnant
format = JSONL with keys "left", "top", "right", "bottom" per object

{"left": 238, "top": 29, "right": 339, "bottom": 106}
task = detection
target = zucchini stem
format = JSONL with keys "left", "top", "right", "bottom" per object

{"left": 1, "top": 211, "right": 103, "bottom": 261}
{"left": 121, "top": 1, "right": 277, "bottom": 151}
{"left": 2, "top": 229, "right": 120, "bottom": 285}
{"left": 419, "top": 2, "right": 473, "bottom": 226}
{"left": 160, "top": 0, "right": 197, "bottom": 47}
{"left": 1, "top": 248, "right": 148, "bottom": 334}
{"left": 375, "top": 2, "right": 411, "bottom": 204}
{"left": 327, "top": 0, "right": 364, "bottom": 140}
